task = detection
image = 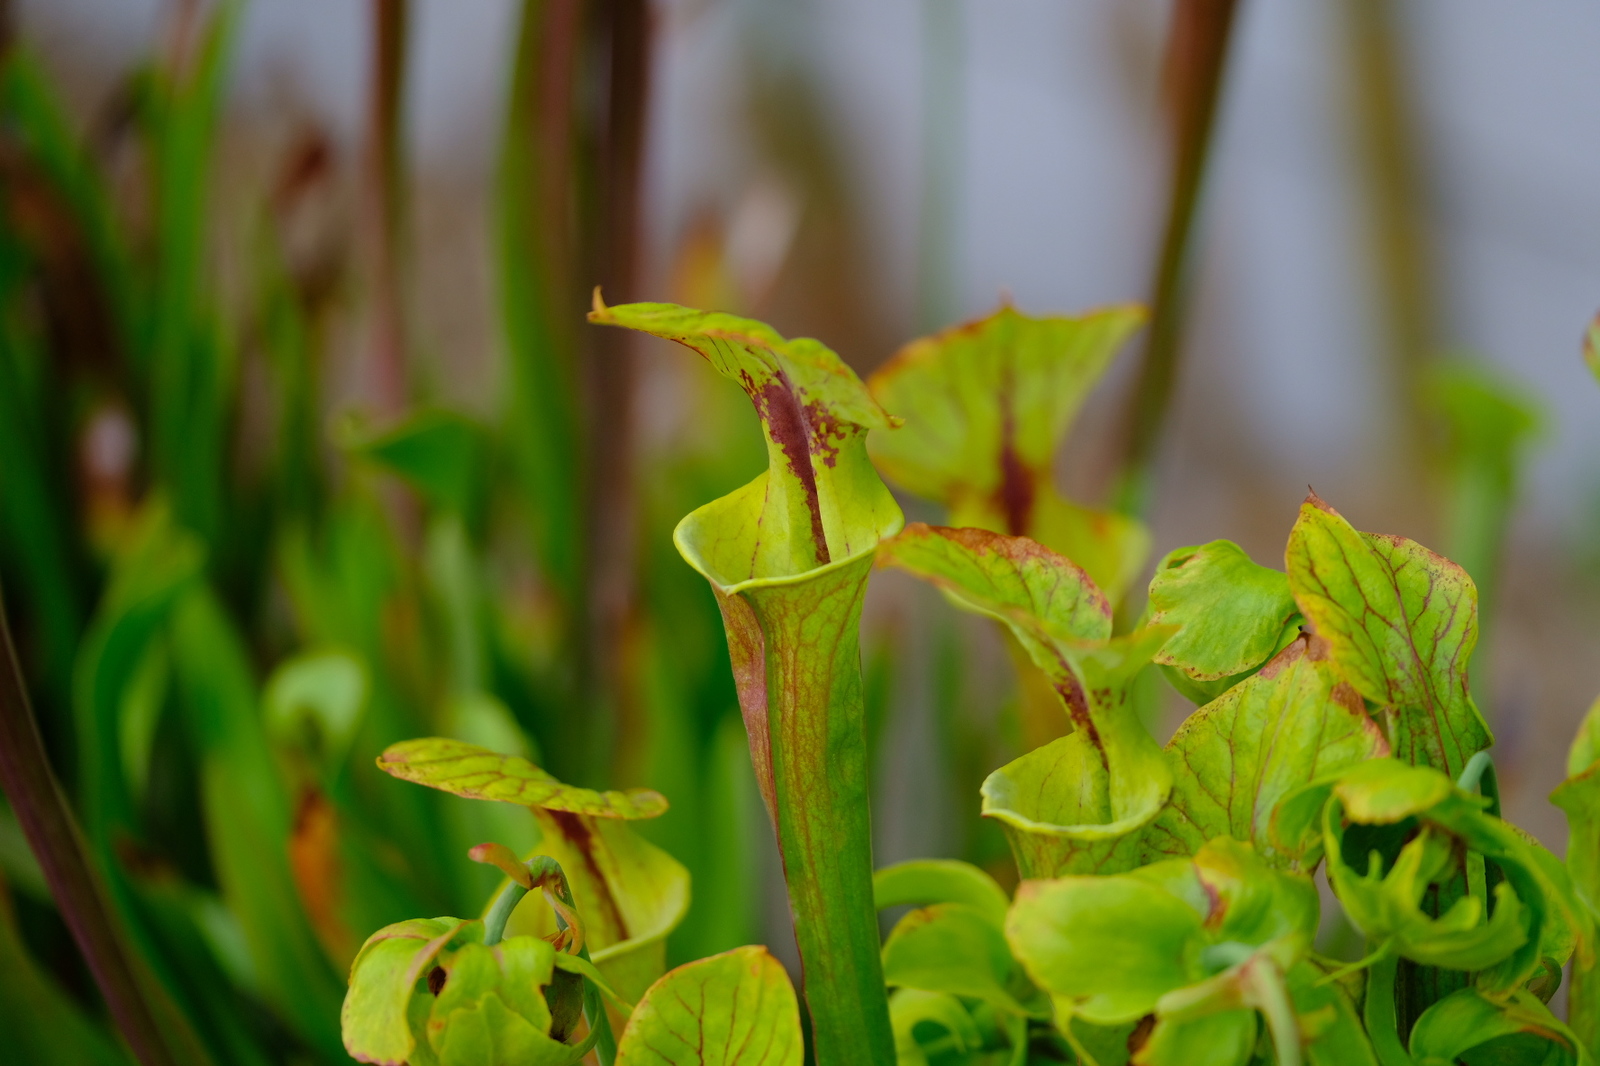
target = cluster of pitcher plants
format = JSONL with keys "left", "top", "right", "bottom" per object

{"left": 333, "top": 297, "right": 1600, "bottom": 1066}
{"left": 1, "top": 4, "right": 1597, "bottom": 1066}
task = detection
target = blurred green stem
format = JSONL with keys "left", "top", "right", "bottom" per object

{"left": 0, "top": 583, "right": 176, "bottom": 1066}
{"left": 1114, "top": 0, "right": 1242, "bottom": 517}
{"left": 1344, "top": 0, "right": 1436, "bottom": 476}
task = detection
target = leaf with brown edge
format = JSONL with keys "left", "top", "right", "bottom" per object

{"left": 866, "top": 303, "right": 1150, "bottom": 602}
{"left": 590, "top": 295, "right": 901, "bottom": 582}
{"left": 376, "top": 738, "right": 667, "bottom": 819}
{"left": 1283, "top": 493, "right": 1490, "bottom": 779}
{"left": 1142, "top": 633, "right": 1389, "bottom": 869}
{"left": 342, "top": 917, "right": 472, "bottom": 1064}
{"left": 879, "top": 522, "right": 1172, "bottom": 876}
{"left": 613, "top": 946, "right": 803, "bottom": 1066}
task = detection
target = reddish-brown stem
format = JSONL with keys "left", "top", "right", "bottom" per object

{"left": 364, "top": 0, "right": 409, "bottom": 414}
{"left": 0, "top": 585, "right": 176, "bottom": 1066}
{"left": 1113, "top": 0, "right": 1242, "bottom": 516}
{"left": 583, "top": 0, "right": 654, "bottom": 783}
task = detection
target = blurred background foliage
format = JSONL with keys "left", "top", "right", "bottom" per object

{"left": 0, "top": 0, "right": 1597, "bottom": 1063}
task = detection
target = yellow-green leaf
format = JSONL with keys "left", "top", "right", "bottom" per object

{"left": 881, "top": 903, "right": 1037, "bottom": 1015}
{"left": 343, "top": 917, "right": 471, "bottom": 1064}
{"left": 613, "top": 946, "right": 802, "bottom": 1066}
{"left": 873, "top": 859, "right": 1010, "bottom": 930}
{"left": 591, "top": 297, "right": 900, "bottom": 582}
{"left": 1144, "top": 634, "right": 1389, "bottom": 867}
{"left": 376, "top": 738, "right": 667, "bottom": 820}
{"left": 866, "top": 304, "right": 1149, "bottom": 602}
{"left": 1409, "top": 988, "right": 1587, "bottom": 1066}
{"left": 1284, "top": 493, "right": 1490, "bottom": 778}
{"left": 1146, "top": 540, "right": 1301, "bottom": 703}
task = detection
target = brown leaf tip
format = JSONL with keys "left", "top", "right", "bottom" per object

{"left": 1301, "top": 488, "right": 1338, "bottom": 515}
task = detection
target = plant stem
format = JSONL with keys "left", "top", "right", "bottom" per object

{"left": 1113, "top": 0, "right": 1243, "bottom": 517}
{"left": 712, "top": 555, "right": 896, "bottom": 1066}
{"left": 1364, "top": 951, "right": 1414, "bottom": 1065}
{"left": 582, "top": 0, "right": 654, "bottom": 785}
{"left": 364, "top": 0, "right": 409, "bottom": 415}
{"left": 1342, "top": 0, "right": 1436, "bottom": 479}
{"left": 0, "top": 584, "right": 177, "bottom": 1066}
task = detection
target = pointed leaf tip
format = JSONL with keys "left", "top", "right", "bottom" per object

{"left": 377, "top": 738, "right": 668, "bottom": 819}
{"left": 468, "top": 843, "right": 532, "bottom": 888}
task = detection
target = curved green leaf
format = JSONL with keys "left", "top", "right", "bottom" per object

{"left": 866, "top": 303, "right": 1149, "bottom": 602}
{"left": 1408, "top": 988, "right": 1588, "bottom": 1066}
{"left": 377, "top": 738, "right": 667, "bottom": 819}
{"left": 887, "top": 989, "right": 983, "bottom": 1066}
{"left": 263, "top": 648, "right": 368, "bottom": 774}
{"left": 613, "top": 945, "right": 802, "bottom": 1066}
{"left": 878, "top": 523, "right": 1171, "bottom": 876}
{"left": 343, "top": 917, "right": 471, "bottom": 1064}
{"left": 977, "top": 628, "right": 1172, "bottom": 877}
{"left": 1008, "top": 871, "right": 1203, "bottom": 1026}
{"left": 592, "top": 297, "right": 900, "bottom": 582}
{"left": 1008, "top": 840, "right": 1316, "bottom": 1034}
{"left": 1144, "top": 634, "right": 1389, "bottom": 867}
{"left": 1287, "top": 959, "right": 1379, "bottom": 1066}
{"left": 1284, "top": 493, "right": 1490, "bottom": 779}
{"left": 1134, "top": 1010, "right": 1256, "bottom": 1066}
{"left": 881, "top": 903, "right": 1037, "bottom": 1015}
{"left": 873, "top": 859, "right": 1010, "bottom": 929}
{"left": 1146, "top": 540, "right": 1301, "bottom": 703}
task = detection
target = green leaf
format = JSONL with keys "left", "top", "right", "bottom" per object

{"left": 424, "top": 939, "right": 571, "bottom": 1066}
{"left": 1552, "top": 695, "right": 1600, "bottom": 1047}
{"left": 1287, "top": 959, "right": 1379, "bottom": 1066}
{"left": 613, "top": 945, "right": 803, "bottom": 1066}
{"left": 877, "top": 523, "right": 1172, "bottom": 876}
{"left": 1007, "top": 840, "right": 1316, "bottom": 1039}
{"left": 882, "top": 903, "right": 1037, "bottom": 1015}
{"left": 0, "top": 895, "right": 131, "bottom": 1066}
{"left": 377, "top": 738, "right": 666, "bottom": 819}
{"left": 343, "top": 917, "right": 471, "bottom": 1064}
{"left": 1144, "top": 633, "right": 1389, "bottom": 866}
{"left": 866, "top": 303, "right": 1150, "bottom": 602}
{"left": 1134, "top": 1010, "right": 1256, "bottom": 1066}
{"left": 1146, "top": 540, "right": 1301, "bottom": 703}
{"left": 263, "top": 648, "right": 368, "bottom": 774}
{"left": 1284, "top": 493, "right": 1491, "bottom": 779}
{"left": 1007, "top": 870, "right": 1204, "bottom": 1026}
{"left": 1320, "top": 758, "right": 1574, "bottom": 991}
{"left": 348, "top": 409, "right": 491, "bottom": 520}
{"left": 1408, "top": 988, "right": 1588, "bottom": 1066}
{"left": 594, "top": 301, "right": 899, "bottom": 1063}
{"left": 873, "top": 859, "right": 1010, "bottom": 929}
{"left": 887, "top": 989, "right": 984, "bottom": 1066}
